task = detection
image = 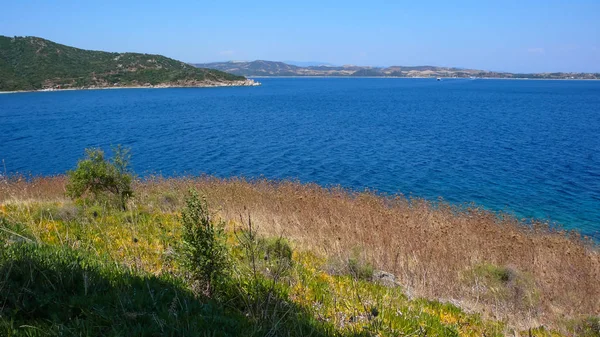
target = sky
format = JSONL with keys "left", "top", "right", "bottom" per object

{"left": 1, "top": 0, "right": 599, "bottom": 73}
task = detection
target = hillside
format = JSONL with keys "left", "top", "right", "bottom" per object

{"left": 201, "top": 60, "right": 303, "bottom": 76}
{"left": 1, "top": 173, "right": 599, "bottom": 336}
{"left": 0, "top": 36, "right": 256, "bottom": 91}
{"left": 194, "top": 60, "right": 600, "bottom": 79}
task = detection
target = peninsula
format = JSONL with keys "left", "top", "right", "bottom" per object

{"left": 0, "top": 36, "right": 259, "bottom": 92}
{"left": 195, "top": 60, "right": 600, "bottom": 79}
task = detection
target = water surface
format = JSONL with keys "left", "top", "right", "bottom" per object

{"left": 1, "top": 78, "right": 599, "bottom": 238}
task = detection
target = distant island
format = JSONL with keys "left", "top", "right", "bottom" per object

{"left": 0, "top": 36, "right": 258, "bottom": 92}
{"left": 194, "top": 60, "right": 600, "bottom": 80}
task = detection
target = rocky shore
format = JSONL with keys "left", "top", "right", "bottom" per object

{"left": 0, "top": 79, "right": 261, "bottom": 94}
{"left": 147, "top": 78, "right": 261, "bottom": 88}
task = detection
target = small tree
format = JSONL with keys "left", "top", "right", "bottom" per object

{"left": 66, "top": 145, "right": 133, "bottom": 210}
{"left": 180, "top": 190, "right": 228, "bottom": 297}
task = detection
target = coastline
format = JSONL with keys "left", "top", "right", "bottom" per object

{"left": 2, "top": 78, "right": 595, "bottom": 94}
{"left": 0, "top": 79, "right": 260, "bottom": 94}
{"left": 247, "top": 75, "right": 598, "bottom": 80}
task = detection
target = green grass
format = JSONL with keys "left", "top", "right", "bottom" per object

{"left": 0, "top": 243, "right": 250, "bottom": 337}
{"left": 0, "top": 197, "right": 586, "bottom": 337}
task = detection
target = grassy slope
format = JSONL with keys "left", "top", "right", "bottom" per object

{"left": 0, "top": 199, "right": 505, "bottom": 337}
{"left": 0, "top": 36, "right": 245, "bottom": 91}
{"left": 0, "top": 176, "right": 598, "bottom": 336}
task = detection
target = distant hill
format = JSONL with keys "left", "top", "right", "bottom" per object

{"left": 283, "top": 60, "right": 336, "bottom": 67}
{"left": 0, "top": 36, "right": 254, "bottom": 92}
{"left": 196, "top": 60, "right": 302, "bottom": 77}
{"left": 194, "top": 60, "right": 599, "bottom": 80}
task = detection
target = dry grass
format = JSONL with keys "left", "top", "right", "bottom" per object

{"left": 2, "top": 175, "right": 599, "bottom": 331}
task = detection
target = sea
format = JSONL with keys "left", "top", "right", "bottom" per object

{"left": 1, "top": 78, "right": 599, "bottom": 238}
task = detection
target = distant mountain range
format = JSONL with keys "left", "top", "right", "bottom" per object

{"left": 194, "top": 60, "right": 599, "bottom": 79}
{"left": 0, "top": 36, "right": 253, "bottom": 92}
{"left": 282, "top": 61, "right": 336, "bottom": 67}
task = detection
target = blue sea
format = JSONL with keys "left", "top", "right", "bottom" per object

{"left": 1, "top": 78, "right": 599, "bottom": 238}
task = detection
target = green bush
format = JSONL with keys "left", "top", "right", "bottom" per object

{"left": 158, "top": 191, "right": 179, "bottom": 212}
{"left": 347, "top": 248, "right": 374, "bottom": 281}
{"left": 473, "top": 263, "right": 514, "bottom": 283}
{"left": 263, "top": 237, "right": 293, "bottom": 261}
{"left": 262, "top": 237, "right": 294, "bottom": 277}
{"left": 568, "top": 316, "right": 600, "bottom": 337}
{"left": 466, "top": 263, "right": 539, "bottom": 311}
{"left": 180, "top": 189, "right": 229, "bottom": 297}
{"left": 66, "top": 146, "right": 133, "bottom": 210}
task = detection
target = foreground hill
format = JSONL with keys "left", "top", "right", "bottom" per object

{"left": 195, "top": 60, "right": 600, "bottom": 79}
{"left": 1, "top": 175, "right": 598, "bottom": 336}
{"left": 0, "top": 36, "right": 257, "bottom": 91}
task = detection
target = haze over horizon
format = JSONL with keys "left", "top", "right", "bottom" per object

{"left": 2, "top": 0, "right": 599, "bottom": 73}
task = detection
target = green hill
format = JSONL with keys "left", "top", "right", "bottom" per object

{"left": 0, "top": 36, "right": 248, "bottom": 91}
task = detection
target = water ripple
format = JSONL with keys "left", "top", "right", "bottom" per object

{"left": 1, "top": 79, "right": 599, "bottom": 238}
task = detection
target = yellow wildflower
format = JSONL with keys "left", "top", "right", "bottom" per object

{"left": 440, "top": 311, "right": 458, "bottom": 325}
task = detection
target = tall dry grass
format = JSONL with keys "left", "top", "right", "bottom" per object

{"left": 1, "top": 175, "right": 598, "bottom": 330}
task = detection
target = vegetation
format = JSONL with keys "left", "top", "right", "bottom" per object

{"left": 0, "top": 35, "right": 246, "bottom": 91}
{"left": 194, "top": 60, "right": 600, "bottom": 79}
{"left": 180, "top": 189, "right": 229, "bottom": 297}
{"left": 1, "top": 159, "right": 599, "bottom": 335}
{"left": 66, "top": 146, "right": 133, "bottom": 210}
{"left": 350, "top": 69, "right": 384, "bottom": 77}
{"left": 0, "top": 194, "right": 507, "bottom": 337}
{"left": 0, "top": 243, "right": 238, "bottom": 336}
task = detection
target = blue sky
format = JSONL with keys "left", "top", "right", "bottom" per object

{"left": 1, "top": 0, "right": 599, "bottom": 72}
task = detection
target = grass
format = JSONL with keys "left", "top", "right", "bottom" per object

{"left": 1, "top": 175, "right": 599, "bottom": 336}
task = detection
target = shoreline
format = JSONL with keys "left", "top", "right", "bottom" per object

{"left": 1, "top": 172, "right": 597, "bottom": 241}
{"left": 248, "top": 75, "right": 598, "bottom": 80}
{"left": 2, "top": 78, "right": 595, "bottom": 94}
{"left": 0, "top": 79, "right": 260, "bottom": 94}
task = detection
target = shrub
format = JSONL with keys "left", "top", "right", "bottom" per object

{"left": 232, "top": 215, "right": 297, "bottom": 330}
{"left": 323, "top": 248, "right": 374, "bottom": 281}
{"left": 66, "top": 146, "right": 133, "bottom": 210}
{"left": 466, "top": 263, "right": 539, "bottom": 312}
{"left": 158, "top": 191, "right": 179, "bottom": 212}
{"left": 473, "top": 263, "right": 514, "bottom": 283}
{"left": 32, "top": 203, "right": 80, "bottom": 222}
{"left": 180, "top": 189, "right": 228, "bottom": 297}
{"left": 233, "top": 217, "right": 294, "bottom": 280}
{"left": 347, "top": 248, "right": 374, "bottom": 281}
{"left": 259, "top": 237, "right": 294, "bottom": 279}
{"left": 568, "top": 316, "right": 600, "bottom": 337}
